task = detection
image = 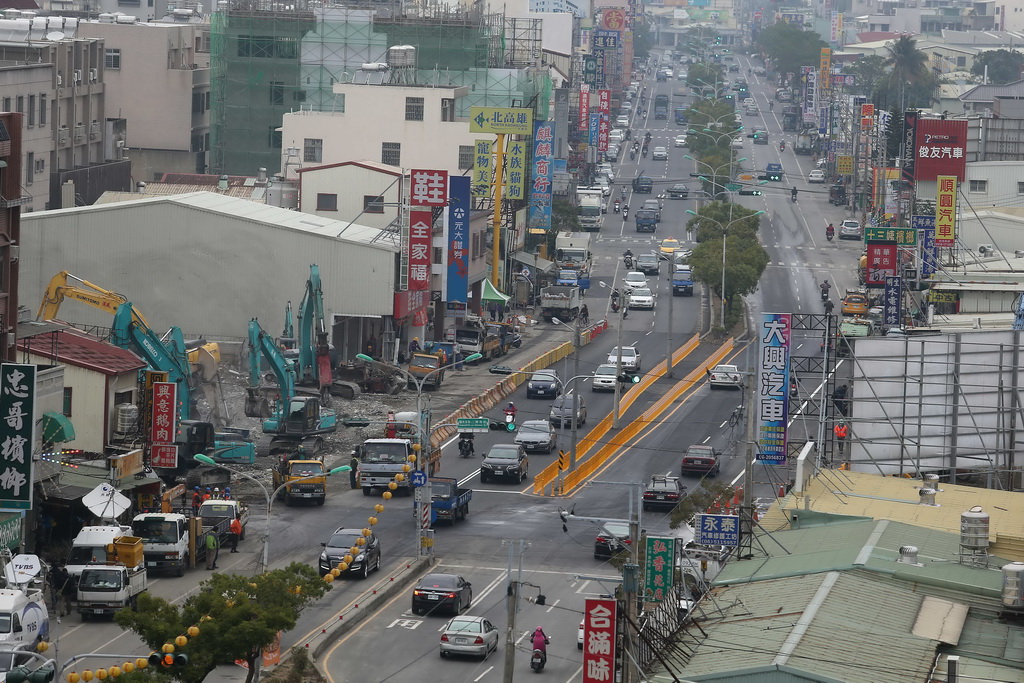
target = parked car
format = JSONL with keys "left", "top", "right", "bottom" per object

{"left": 594, "top": 521, "right": 631, "bottom": 559}
{"left": 526, "top": 370, "right": 561, "bottom": 398}
{"left": 514, "top": 420, "right": 556, "bottom": 453}
{"left": 319, "top": 527, "right": 381, "bottom": 578}
{"left": 412, "top": 573, "right": 473, "bottom": 616}
{"left": 642, "top": 475, "right": 686, "bottom": 511}
{"left": 591, "top": 364, "right": 619, "bottom": 392}
{"left": 480, "top": 444, "right": 528, "bottom": 483}
{"left": 839, "top": 219, "right": 862, "bottom": 240}
{"left": 440, "top": 616, "right": 499, "bottom": 660}
{"left": 607, "top": 346, "right": 641, "bottom": 372}
{"left": 621, "top": 100, "right": 634, "bottom": 112}
{"left": 731, "top": 137, "right": 744, "bottom": 149}
{"left": 628, "top": 287, "right": 655, "bottom": 310}
{"left": 636, "top": 253, "right": 660, "bottom": 274}
{"left": 808, "top": 169, "right": 826, "bottom": 183}
{"left": 667, "top": 184, "right": 689, "bottom": 199}
{"left": 550, "top": 395, "right": 588, "bottom": 428}
{"left": 680, "top": 444, "right": 720, "bottom": 477}
{"left": 708, "top": 364, "right": 742, "bottom": 388}
{"left": 605, "top": 144, "right": 621, "bottom": 162}
{"left": 623, "top": 271, "right": 648, "bottom": 292}
{"left": 652, "top": 146, "right": 669, "bottom": 161}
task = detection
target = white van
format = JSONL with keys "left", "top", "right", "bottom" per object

{"left": 65, "top": 526, "right": 132, "bottom": 581}
{"left": 0, "top": 589, "right": 49, "bottom": 646}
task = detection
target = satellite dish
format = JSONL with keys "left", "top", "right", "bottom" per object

{"left": 45, "top": 31, "right": 65, "bottom": 41}
{"left": 3, "top": 554, "right": 41, "bottom": 586}
{"left": 82, "top": 482, "right": 131, "bottom": 520}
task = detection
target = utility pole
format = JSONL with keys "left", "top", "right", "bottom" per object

{"left": 621, "top": 483, "right": 642, "bottom": 683}
{"left": 571, "top": 319, "right": 581, "bottom": 469}
{"left": 740, "top": 355, "right": 757, "bottom": 559}
{"left": 612, "top": 286, "right": 625, "bottom": 429}
{"left": 502, "top": 539, "right": 527, "bottom": 683}
{"left": 666, "top": 266, "right": 674, "bottom": 378}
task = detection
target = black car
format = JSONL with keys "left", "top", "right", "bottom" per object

{"left": 594, "top": 521, "right": 631, "bottom": 560}
{"left": 412, "top": 573, "right": 473, "bottom": 616}
{"left": 636, "top": 253, "right": 660, "bottom": 275}
{"left": 319, "top": 528, "right": 381, "bottom": 579}
{"left": 549, "top": 395, "right": 588, "bottom": 428}
{"left": 480, "top": 444, "right": 529, "bottom": 483}
{"left": 667, "top": 183, "right": 689, "bottom": 199}
{"left": 526, "top": 370, "right": 561, "bottom": 399}
{"left": 642, "top": 475, "right": 686, "bottom": 511}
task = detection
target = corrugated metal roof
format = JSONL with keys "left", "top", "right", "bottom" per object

{"left": 95, "top": 186, "right": 264, "bottom": 204}
{"left": 762, "top": 470, "right": 1024, "bottom": 561}
{"left": 17, "top": 327, "right": 145, "bottom": 376}
{"left": 295, "top": 160, "right": 403, "bottom": 176}
{"left": 961, "top": 78, "right": 1024, "bottom": 102}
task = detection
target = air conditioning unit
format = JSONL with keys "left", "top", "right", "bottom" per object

{"left": 89, "top": 68, "right": 97, "bottom": 81}
{"left": 73, "top": 69, "right": 82, "bottom": 83}
{"left": 978, "top": 244, "right": 995, "bottom": 256}
{"left": 56, "top": 74, "right": 62, "bottom": 86}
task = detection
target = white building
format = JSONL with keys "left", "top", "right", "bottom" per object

{"left": 294, "top": 160, "right": 403, "bottom": 229}
{"left": 962, "top": 161, "right": 1024, "bottom": 213}
{"left": 0, "top": 62, "right": 55, "bottom": 212}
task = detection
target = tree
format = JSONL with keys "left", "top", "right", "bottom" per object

{"left": 116, "top": 563, "right": 330, "bottom": 683}
{"left": 687, "top": 62, "right": 724, "bottom": 95}
{"left": 756, "top": 22, "right": 826, "bottom": 79}
{"left": 970, "top": 49, "right": 1024, "bottom": 84}
{"left": 885, "top": 35, "right": 929, "bottom": 109}
{"left": 685, "top": 201, "right": 757, "bottom": 242}
{"left": 845, "top": 55, "right": 889, "bottom": 99}
{"left": 686, "top": 203, "right": 769, "bottom": 313}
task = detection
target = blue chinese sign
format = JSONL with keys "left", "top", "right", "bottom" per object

{"left": 0, "top": 364, "right": 35, "bottom": 510}
{"left": 694, "top": 514, "right": 739, "bottom": 546}
{"left": 589, "top": 114, "right": 600, "bottom": 147}
{"left": 819, "top": 106, "right": 829, "bottom": 135}
{"left": 528, "top": 120, "right": 555, "bottom": 232}
{"left": 913, "top": 214, "right": 938, "bottom": 277}
{"left": 593, "top": 30, "right": 619, "bottom": 49}
{"left": 756, "top": 313, "right": 791, "bottom": 464}
{"left": 884, "top": 276, "right": 902, "bottom": 327}
{"left": 446, "top": 176, "right": 470, "bottom": 305}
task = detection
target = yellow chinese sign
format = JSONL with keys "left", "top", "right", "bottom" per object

{"left": 935, "top": 175, "right": 957, "bottom": 247}
{"left": 836, "top": 155, "right": 853, "bottom": 175}
{"left": 504, "top": 139, "right": 527, "bottom": 200}
{"left": 469, "top": 107, "right": 534, "bottom": 135}
{"left": 929, "top": 290, "right": 957, "bottom": 303}
{"left": 472, "top": 139, "right": 491, "bottom": 198}
{"left": 819, "top": 48, "right": 831, "bottom": 90}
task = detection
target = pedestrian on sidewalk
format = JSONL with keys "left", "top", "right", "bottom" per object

{"left": 205, "top": 532, "right": 220, "bottom": 570}
{"left": 229, "top": 515, "right": 242, "bottom": 553}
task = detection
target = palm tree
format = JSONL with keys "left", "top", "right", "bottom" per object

{"left": 885, "top": 35, "right": 929, "bottom": 109}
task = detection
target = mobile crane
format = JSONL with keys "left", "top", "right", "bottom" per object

{"left": 245, "top": 318, "right": 338, "bottom": 457}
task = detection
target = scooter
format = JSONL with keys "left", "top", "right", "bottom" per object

{"left": 458, "top": 435, "right": 475, "bottom": 458}
{"left": 504, "top": 409, "right": 517, "bottom": 427}
{"left": 820, "top": 288, "right": 830, "bottom": 302}
{"left": 630, "top": 149, "right": 637, "bottom": 161}
{"left": 614, "top": 200, "right": 621, "bottom": 213}
{"left": 622, "top": 206, "right": 629, "bottom": 220}
{"left": 530, "top": 648, "right": 547, "bottom": 672}
{"left": 826, "top": 228, "right": 835, "bottom": 241}
{"left": 791, "top": 192, "right": 798, "bottom": 204}
{"left": 623, "top": 253, "right": 633, "bottom": 269}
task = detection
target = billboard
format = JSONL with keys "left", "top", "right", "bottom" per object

{"left": 150, "top": 381, "right": 177, "bottom": 446}
{"left": 469, "top": 107, "right": 533, "bottom": 135}
{"left": 643, "top": 537, "right": 674, "bottom": 603}
{"left": 446, "top": 176, "right": 470, "bottom": 305}
{"left": 578, "top": 85, "right": 590, "bottom": 135}
{"left": 694, "top": 513, "right": 740, "bottom": 546}
{"left": 471, "top": 140, "right": 491, "bottom": 198}
{"left": 410, "top": 169, "right": 448, "bottom": 207}
{"left": 935, "top": 175, "right": 958, "bottom": 247}
{"left": 529, "top": 121, "right": 555, "bottom": 232}
{"left": 914, "top": 119, "right": 968, "bottom": 182}
{"left": 865, "top": 243, "right": 899, "bottom": 286}
{"left": 0, "top": 364, "right": 35, "bottom": 510}
{"left": 883, "top": 276, "right": 902, "bottom": 327}
{"left": 505, "top": 140, "right": 526, "bottom": 200}
{"left": 582, "top": 598, "right": 617, "bottom": 683}
{"left": 913, "top": 214, "right": 938, "bottom": 277}
{"left": 903, "top": 110, "right": 918, "bottom": 185}
{"left": 819, "top": 48, "right": 831, "bottom": 90}
{"left": 756, "top": 314, "right": 791, "bottom": 464}
{"left": 408, "top": 210, "right": 432, "bottom": 291}
{"left": 597, "top": 89, "right": 611, "bottom": 152}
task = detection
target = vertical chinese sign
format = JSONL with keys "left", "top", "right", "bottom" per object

{"left": 756, "top": 314, "right": 791, "bottom": 465}
{"left": 643, "top": 536, "right": 674, "bottom": 603}
{"left": 471, "top": 139, "right": 492, "bottom": 198}
{"left": 883, "top": 276, "right": 902, "bottom": 327}
{"left": 150, "top": 381, "right": 179, "bottom": 470}
{"left": 597, "top": 89, "right": 611, "bottom": 152}
{"left": 913, "top": 214, "right": 938, "bottom": 277}
{"left": 505, "top": 140, "right": 526, "bottom": 201}
{"left": 935, "top": 175, "right": 957, "bottom": 247}
{"left": 578, "top": 85, "right": 590, "bottom": 137}
{"left": 0, "top": 364, "right": 35, "bottom": 509}
{"left": 529, "top": 120, "right": 555, "bottom": 232}
{"left": 583, "top": 597, "right": 617, "bottom": 683}
{"left": 819, "top": 48, "right": 831, "bottom": 90}
{"left": 446, "top": 176, "right": 470, "bottom": 307}
{"left": 409, "top": 169, "right": 449, "bottom": 293}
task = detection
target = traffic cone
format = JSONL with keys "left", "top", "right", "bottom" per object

{"left": 778, "top": 484, "right": 786, "bottom": 498}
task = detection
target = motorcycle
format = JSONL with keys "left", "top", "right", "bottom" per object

{"left": 642, "top": 147, "right": 649, "bottom": 158}
{"left": 458, "top": 435, "right": 475, "bottom": 458}
{"left": 791, "top": 190, "right": 798, "bottom": 203}
{"left": 622, "top": 205, "right": 629, "bottom": 220}
{"left": 820, "top": 287, "right": 830, "bottom": 302}
{"left": 614, "top": 200, "right": 621, "bottom": 213}
{"left": 630, "top": 149, "right": 637, "bottom": 161}
{"left": 623, "top": 252, "right": 633, "bottom": 269}
{"left": 779, "top": 141, "right": 786, "bottom": 152}
{"left": 504, "top": 408, "right": 517, "bottom": 427}
{"left": 530, "top": 648, "right": 547, "bottom": 672}
{"left": 826, "top": 227, "right": 835, "bottom": 241}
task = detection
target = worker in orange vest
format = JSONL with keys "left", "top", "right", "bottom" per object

{"left": 229, "top": 515, "right": 242, "bottom": 553}
{"left": 191, "top": 487, "right": 202, "bottom": 515}
{"left": 833, "top": 420, "right": 849, "bottom": 455}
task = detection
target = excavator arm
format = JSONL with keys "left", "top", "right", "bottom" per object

{"left": 245, "top": 318, "right": 297, "bottom": 419}
{"left": 297, "top": 264, "right": 333, "bottom": 389}
{"left": 38, "top": 271, "right": 149, "bottom": 327}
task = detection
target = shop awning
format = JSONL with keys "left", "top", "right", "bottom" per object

{"left": 511, "top": 251, "right": 556, "bottom": 274}
{"left": 41, "top": 411, "right": 75, "bottom": 444}
{"left": 480, "top": 278, "right": 512, "bottom": 303}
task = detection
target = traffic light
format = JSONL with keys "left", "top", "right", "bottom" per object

{"left": 505, "top": 420, "right": 516, "bottom": 432}
{"left": 738, "top": 189, "right": 763, "bottom": 196}
{"left": 617, "top": 374, "right": 641, "bottom": 384}
{"left": 766, "top": 172, "right": 782, "bottom": 182}
{"left": 149, "top": 652, "right": 189, "bottom": 669}
{"left": 6, "top": 665, "right": 55, "bottom": 683}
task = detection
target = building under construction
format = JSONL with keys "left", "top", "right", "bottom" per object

{"left": 210, "top": 0, "right": 549, "bottom": 174}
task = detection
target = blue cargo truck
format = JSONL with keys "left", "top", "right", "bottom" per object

{"left": 672, "top": 264, "right": 694, "bottom": 296}
{"left": 635, "top": 209, "right": 659, "bottom": 233}
{"left": 430, "top": 477, "right": 472, "bottom": 525}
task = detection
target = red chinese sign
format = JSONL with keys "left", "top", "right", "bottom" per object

{"left": 602, "top": 9, "right": 625, "bottom": 30}
{"left": 410, "top": 169, "right": 448, "bottom": 207}
{"left": 597, "top": 89, "right": 611, "bottom": 152}
{"left": 865, "top": 243, "right": 899, "bottom": 286}
{"left": 935, "top": 175, "right": 958, "bottom": 247}
{"left": 408, "top": 210, "right": 432, "bottom": 291}
{"left": 151, "top": 444, "right": 178, "bottom": 469}
{"left": 150, "top": 382, "right": 177, "bottom": 445}
{"left": 914, "top": 119, "right": 967, "bottom": 182}
{"left": 583, "top": 598, "right": 617, "bottom": 683}
{"left": 579, "top": 85, "right": 590, "bottom": 136}
{"left": 393, "top": 288, "right": 429, "bottom": 320}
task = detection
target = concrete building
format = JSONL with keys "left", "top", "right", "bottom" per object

{"left": 294, "top": 160, "right": 403, "bottom": 229}
{"left": 76, "top": 19, "right": 212, "bottom": 179}
{"left": 16, "top": 324, "right": 145, "bottom": 452}
{"left": 0, "top": 111, "right": 25, "bottom": 362}
{"left": 0, "top": 63, "right": 54, "bottom": 212}
{"left": 279, "top": 81, "right": 479, "bottom": 179}
{"left": 961, "top": 160, "right": 1024, "bottom": 209}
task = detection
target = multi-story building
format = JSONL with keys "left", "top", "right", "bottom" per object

{"left": 965, "top": 95, "right": 1024, "bottom": 162}
{"left": 0, "top": 63, "right": 54, "bottom": 212}
{"left": 0, "top": 111, "right": 24, "bottom": 362}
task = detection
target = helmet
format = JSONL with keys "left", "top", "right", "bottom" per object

{"left": 214, "top": 488, "right": 220, "bottom": 493}
{"left": 508, "top": 402, "right": 515, "bottom": 408}
{"left": 224, "top": 487, "right": 231, "bottom": 493}
{"left": 194, "top": 486, "right": 200, "bottom": 491}
{"left": 413, "top": 337, "right": 419, "bottom": 342}
{"left": 206, "top": 487, "right": 212, "bottom": 492}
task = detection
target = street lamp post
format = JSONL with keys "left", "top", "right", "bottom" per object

{"left": 685, "top": 209, "right": 765, "bottom": 326}
{"left": 550, "top": 317, "right": 583, "bottom": 470}
{"left": 355, "top": 352, "right": 481, "bottom": 556}
{"left": 193, "top": 454, "right": 349, "bottom": 574}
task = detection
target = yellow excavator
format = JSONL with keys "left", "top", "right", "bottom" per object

{"left": 37, "top": 271, "right": 228, "bottom": 422}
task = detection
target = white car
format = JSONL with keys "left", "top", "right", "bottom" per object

{"left": 596, "top": 164, "right": 615, "bottom": 182}
{"left": 594, "top": 176, "right": 611, "bottom": 196}
{"left": 621, "top": 101, "right": 634, "bottom": 112}
{"left": 609, "top": 129, "right": 625, "bottom": 144}
{"left": 591, "top": 364, "right": 619, "bottom": 392}
{"left": 607, "top": 346, "right": 641, "bottom": 373}
{"left": 615, "top": 115, "right": 631, "bottom": 128}
{"left": 731, "top": 137, "right": 744, "bottom": 149}
{"left": 708, "top": 364, "right": 742, "bottom": 389}
{"left": 622, "top": 271, "right": 648, "bottom": 292}
{"left": 808, "top": 169, "right": 826, "bottom": 183}
{"left": 742, "top": 98, "right": 755, "bottom": 107}
{"left": 673, "top": 135, "right": 687, "bottom": 148}
{"left": 628, "top": 287, "right": 655, "bottom": 309}
{"left": 652, "top": 146, "right": 668, "bottom": 161}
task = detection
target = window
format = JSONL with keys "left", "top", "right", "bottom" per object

{"left": 192, "top": 92, "right": 202, "bottom": 113}
{"left": 270, "top": 81, "right": 284, "bottom": 105}
{"left": 267, "top": 126, "right": 282, "bottom": 149}
{"left": 956, "top": 56, "right": 966, "bottom": 67}
{"left": 433, "top": 247, "right": 443, "bottom": 264}
{"left": 62, "top": 387, "right": 72, "bottom": 417}
{"left": 441, "top": 98, "right": 455, "bottom": 122}
{"left": 105, "top": 49, "right": 121, "bottom": 69}
{"left": 39, "top": 94, "right": 46, "bottom": 125}
{"left": 303, "top": 138, "right": 322, "bottom": 163}
{"left": 472, "top": 232, "right": 480, "bottom": 258}
{"left": 969, "top": 179, "right": 987, "bottom": 193}
{"left": 381, "top": 142, "right": 400, "bottom": 166}
{"left": 458, "top": 145, "right": 474, "bottom": 170}
{"left": 27, "top": 95, "right": 34, "bottom": 126}
{"left": 405, "top": 97, "right": 425, "bottom": 121}
{"left": 363, "top": 195, "right": 385, "bottom": 213}
{"left": 25, "top": 152, "right": 32, "bottom": 185}
{"left": 1018, "top": 181, "right": 1024, "bottom": 195}
{"left": 15, "top": 97, "right": 22, "bottom": 114}
{"left": 1, "top": 98, "right": 8, "bottom": 111}
{"left": 316, "top": 193, "right": 338, "bottom": 211}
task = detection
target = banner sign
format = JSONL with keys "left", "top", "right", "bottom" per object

{"left": 578, "top": 85, "right": 590, "bottom": 134}
{"left": 865, "top": 226, "right": 917, "bottom": 246}
{"left": 915, "top": 119, "right": 968, "bottom": 182}
{"left": 408, "top": 210, "right": 432, "bottom": 291}
{"left": 913, "top": 215, "right": 938, "bottom": 276}
{"left": 150, "top": 381, "right": 177, "bottom": 446}
{"left": 903, "top": 110, "right": 918, "bottom": 184}
{"left": 469, "top": 107, "right": 533, "bottom": 136}
{"left": 472, "top": 139, "right": 491, "bottom": 198}
{"left": 0, "top": 364, "right": 35, "bottom": 510}
{"left": 583, "top": 57, "right": 597, "bottom": 87}
{"left": 694, "top": 513, "right": 740, "bottom": 546}
{"left": 582, "top": 598, "right": 617, "bottom": 683}
{"left": 593, "top": 30, "right": 619, "bottom": 48}
{"left": 883, "top": 276, "right": 902, "bottom": 327}
{"left": 410, "top": 169, "right": 448, "bottom": 207}
{"left": 151, "top": 444, "right": 178, "bottom": 469}
{"left": 836, "top": 155, "right": 853, "bottom": 175}
{"left": 643, "top": 537, "right": 674, "bottom": 603}
{"left": 601, "top": 8, "right": 626, "bottom": 29}
{"left": 830, "top": 10, "right": 840, "bottom": 42}
{"left": 801, "top": 67, "right": 816, "bottom": 119}
{"left": 597, "top": 89, "right": 611, "bottom": 152}
{"left": 504, "top": 140, "right": 526, "bottom": 201}
{"left": 819, "top": 48, "right": 831, "bottom": 90}
{"left": 818, "top": 106, "right": 829, "bottom": 136}
{"left": 446, "top": 176, "right": 470, "bottom": 304}
{"left": 865, "top": 243, "right": 899, "bottom": 286}
{"left": 756, "top": 313, "right": 791, "bottom": 464}
{"left": 935, "top": 175, "right": 958, "bottom": 247}
{"left": 528, "top": 121, "right": 555, "bottom": 232}
{"left": 589, "top": 114, "right": 600, "bottom": 148}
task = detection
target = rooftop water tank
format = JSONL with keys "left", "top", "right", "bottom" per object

{"left": 387, "top": 45, "right": 416, "bottom": 68}
{"left": 265, "top": 176, "right": 298, "bottom": 210}
{"left": 960, "top": 506, "right": 989, "bottom": 550}
{"left": 115, "top": 403, "right": 139, "bottom": 433}
{"left": 1002, "top": 562, "right": 1024, "bottom": 609}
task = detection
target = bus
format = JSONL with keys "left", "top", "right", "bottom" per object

{"left": 654, "top": 94, "right": 670, "bottom": 119}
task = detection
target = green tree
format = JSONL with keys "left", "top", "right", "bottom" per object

{"left": 116, "top": 564, "right": 330, "bottom": 683}
{"left": 845, "top": 55, "right": 889, "bottom": 99}
{"left": 970, "top": 49, "right": 1024, "bottom": 84}
{"left": 687, "top": 62, "right": 725, "bottom": 95}
{"left": 756, "top": 22, "right": 826, "bottom": 79}
{"left": 884, "top": 35, "right": 929, "bottom": 109}
{"left": 686, "top": 203, "right": 768, "bottom": 314}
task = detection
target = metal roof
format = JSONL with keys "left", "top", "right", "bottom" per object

{"left": 961, "top": 78, "right": 1024, "bottom": 102}
{"left": 17, "top": 327, "right": 145, "bottom": 376}
{"left": 762, "top": 470, "right": 1024, "bottom": 561}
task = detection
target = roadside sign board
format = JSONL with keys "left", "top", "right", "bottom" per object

{"left": 643, "top": 536, "right": 675, "bottom": 602}
{"left": 469, "top": 107, "right": 533, "bottom": 135}
{"left": 410, "top": 470, "right": 427, "bottom": 487}
{"left": 865, "top": 226, "right": 917, "bottom": 246}
{"left": 694, "top": 513, "right": 740, "bottom": 546}
{"left": 457, "top": 418, "right": 490, "bottom": 433}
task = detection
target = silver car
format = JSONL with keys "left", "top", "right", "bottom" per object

{"left": 549, "top": 395, "right": 588, "bottom": 428}
{"left": 515, "top": 420, "right": 556, "bottom": 453}
{"left": 439, "top": 616, "right": 499, "bottom": 660}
